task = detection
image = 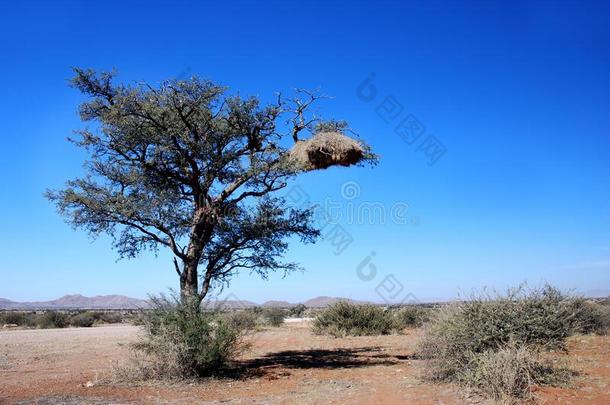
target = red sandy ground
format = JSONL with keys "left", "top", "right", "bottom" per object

{"left": 0, "top": 322, "right": 608, "bottom": 404}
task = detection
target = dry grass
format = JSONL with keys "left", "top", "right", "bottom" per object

{"left": 458, "top": 343, "right": 571, "bottom": 403}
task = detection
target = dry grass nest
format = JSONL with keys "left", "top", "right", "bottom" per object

{"left": 288, "top": 131, "right": 367, "bottom": 171}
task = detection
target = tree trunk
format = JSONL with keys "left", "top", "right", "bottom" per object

{"left": 179, "top": 208, "right": 213, "bottom": 310}
{"left": 180, "top": 260, "right": 200, "bottom": 307}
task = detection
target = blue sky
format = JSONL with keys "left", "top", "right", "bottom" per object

{"left": 1, "top": 0, "right": 609, "bottom": 302}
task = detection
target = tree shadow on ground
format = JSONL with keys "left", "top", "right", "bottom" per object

{"left": 369, "top": 353, "right": 421, "bottom": 361}
{"left": 225, "top": 346, "right": 407, "bottom": 379}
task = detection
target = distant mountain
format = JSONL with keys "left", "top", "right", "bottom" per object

{"left": 202, "top": 299, "right": 258, "bottom": 310}
{"left": 261, "top": 300, "right": 296, "bottom": 308}
{"left": 303, "top": 296, "right": 372, "bottom": 308}
{"left": 0, "top": 294, "right": 378, "bottom": 310}
{"left": 0, "top": 294, "right": 149, "bottom": 310}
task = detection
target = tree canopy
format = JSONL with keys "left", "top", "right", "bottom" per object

{"left": 47, "top": 68, "right": 375, "bottom": 304}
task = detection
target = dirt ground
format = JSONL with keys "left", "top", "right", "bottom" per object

{"left": 1, "top": 322, "right": 609, "bottom": 404}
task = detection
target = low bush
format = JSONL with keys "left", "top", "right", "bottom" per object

{"left": 70, "top": 312, "right": 95, "bottom": 327}
{"left": 222, "top": 310, "right": 258, "bottom": 330}
{"left": 420, "top": 285, "right": 578, "bottom": 367}
{"left": 90, "top": 311, "right": 124, "bottom": 324}
{"left": 263, "top": 308, "right": 286, "bottom": 327}
{"left": 312, "top": 301, "right": 396, "bottom": 337}
{"left": 1, "top": 310, "right": 127, "bottom": 328}
{"left": 569, "top": 299, "right": 610, "bottom": 335}
{"left": 288, "top": 304, "right": 307, "bottom": 318}
{"left": 458, "top": 343, "right": 571, "bottom": 402}
{"left": 419, "top": 284, "right": 577, "bottom": 401}
{"left": 394, "top": 306, "right": 432, "bottom": 328}
{"left": 119, "top": 295, "right": 248, "bottom": 380}
{"left": 36, "top": 311, "right": 69, "bottom": 328}
{"left": 0, "top": 311, "right": 29, "bottom": 326}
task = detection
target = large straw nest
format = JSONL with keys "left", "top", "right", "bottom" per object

{"left": 288, "top": 131, "right": 366, "bottom": 171}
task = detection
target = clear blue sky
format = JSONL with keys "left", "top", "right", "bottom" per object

{"left": 1, "top": 0, "right": 609, "bottom": 302}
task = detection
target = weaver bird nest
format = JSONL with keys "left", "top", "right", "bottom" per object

{"left": 288, "top": 131, "right": 369, "bottom": 171}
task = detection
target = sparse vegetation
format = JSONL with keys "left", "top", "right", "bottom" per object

{"left": 222, "top": 310, "right": 258, "bottom": 331}
{"left": 0, "top": 311, "right": 29, "bottom": 326}
{"left": 262, "top": 308, "right": 286, "bottom": 327}
{"left": 312, "top": 301, "right": 396, "bottom": 337}
{"left": 90, "top": 311, "right": 125, "bottom": 324}
{"left": 70, "top": 312, "right": 95, "bottom": 327}
{"left": 36, "top": 311, "right": 70, "bottom": 329}
{"left": 119, "top": 296, "right": 248, "bottom": 380}
{"left": 393, "top": 305, "right": 432, "bottom": 328}
{"left": 1, "top": 310, "right": 128, "bottom": 329}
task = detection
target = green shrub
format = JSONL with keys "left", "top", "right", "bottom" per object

{"left": 569, "top": 300, "right": 610, "bottom": 335}
{"left": 263, "top": 308, "right": 286, "bottom": 327}
{"left": 1, "top": 310, "right": 124, "bottom": 328}
{"left": 420, "top": 285, "right": 577, "bottom": 367}
{"left": 36, "top": 311, "right": 69, "bottom": 328}
{"left": 288, "top": 304, "right": 307, "bottom": 318}
{"left": 70, "top": 312, "right": 95, "bottom": 327}
{"left": 312, "top": 301, "right": 396, "bottom": 337}
{"left": 222, "top": 310, "right": 258, "bottom": 330}
{"left": 121, "top": 295, "right": 248, "bottom": 380}
{"left": 419, "top": 284, "right": 577, "bottom": 401}
{"left": 88, "top": 311, "right": 124, "bottom": 324}
{"left": 394, "top": 306, "right": 432, "bottom": 328}
{"left": 0, "top": 311, "right": 28, "bottom": 326}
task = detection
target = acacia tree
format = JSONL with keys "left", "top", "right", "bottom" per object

{"left": 47, "top": 68, "right": 374, "bottom": 307}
